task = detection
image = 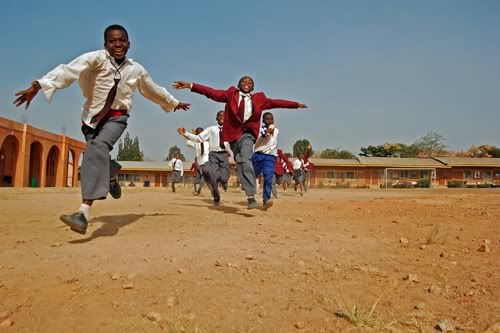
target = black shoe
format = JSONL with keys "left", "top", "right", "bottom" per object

{"left": 247, "top": 198, "right": 258, "bottom": 210}
{"left": 110, "top": 179, "right": 121, "bottom": 199}
{"left": 213, "top": 199, "right": 220, "bottom": 208}
{"left": 59, "top": 212, "right": 88, "bottom": 234}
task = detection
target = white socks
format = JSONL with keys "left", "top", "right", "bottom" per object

{"left": 79, "top": 203, "right": 91, "bottom": 220}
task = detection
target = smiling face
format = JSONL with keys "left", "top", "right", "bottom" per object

{"left": 238, "top": 76, "right": 254, "bottom": 94}
{"left": 104, "top": 29, "right": 130, "bottom": 62}
{"left": 263, "top": 113, "right": 274, "bottom": 127}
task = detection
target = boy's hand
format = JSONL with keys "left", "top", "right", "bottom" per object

{"left": 177, "top": 127, "right": 187, "bottom": 135}
{"left": 297, "top": 103, "right": 307, "bottom": 108}
{"left": 172, "top": 81, "right": 192, "bottom": 90}
{"left": 13, "top": 81, "right": 41, "bottom": 109}
{"left": 174, "top": 102, "right": 191, "bottom": 112}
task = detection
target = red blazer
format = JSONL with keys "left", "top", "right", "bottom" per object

{"left": 304, "top": 147, "right": 315, "bottom": 170}
{"left": 191, "top": 83, "right": 299, "bottom": 142}
{"left": 275, "top": 149, "right": 293, "bottom": 176}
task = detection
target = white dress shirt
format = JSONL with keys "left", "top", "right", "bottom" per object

{"left": 293, "top": 158, "right": 304, "bottom": 171}
{"left": 186, "top": 140, "right": 209, "bottom": 165}
{"left": 184, "top": 125, "right": 229, "bottom": 152}
{"left": 169, "top": 158, "right": 183, "bottom": 176}
{"left": 37, "top": 50, "right": 180, "bottom": 128}
{"left": 254, "top": 127, "right": 279, "bottom": 156}
{"left": 238, "top": 92, "right": 253, "bottom": 122}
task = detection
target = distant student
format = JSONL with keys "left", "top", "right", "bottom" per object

{"left": 293, "top": 152, "right": 306, "bottom": 196}
{"left": 173, "top": 76, "right": 307, "bottom": 209}
{"left": 13, "top": 24, "right": 190, "bottom": 234}
{"left": 186, "top": 127, "right": 209, "bottom": 195}
{"left": 303, "top": 145, "right": 314, "bottom": 191}
{"left": 274, "top": 149, "right": 293, "bottom": 195}
{"left": 252, "top": 112, "right": 279, "bottom": 209}
{"left": 177, "top": 111, "right": 229, "bottom": 207}
{"left": 169, "top": 152, "right": 184, "bottom": 192}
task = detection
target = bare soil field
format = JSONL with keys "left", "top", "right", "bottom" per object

{"left": 0, "top": 187, "right": 498, "bottom": 333}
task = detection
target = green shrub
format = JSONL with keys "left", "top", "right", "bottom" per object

{"left": 416, "top": 178, "right": 430, "bottom": 188}
{"left": 447, "top": 180, "right": 464, "bottom": 188}
{"left": 477, "top": 182, "right": 493, "bottom": 188}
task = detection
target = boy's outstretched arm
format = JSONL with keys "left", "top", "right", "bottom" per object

{"left": 173, "top": 81, "right": 229, "bottom": 103}
{"left": 263, "top": 98, "right": 308, "bottom": 110}
{"left": 13, "top": 81, "right": 41, "bottom": 109}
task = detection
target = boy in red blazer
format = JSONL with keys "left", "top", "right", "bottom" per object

{"left": 173, "top": 76, "right": 307, "bottom": 209}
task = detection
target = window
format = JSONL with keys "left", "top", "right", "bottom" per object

{"left": 464, "top": 170, "right": 473, "bottom": 179}
{"left": 494, "top": 170, "right": 500, "bottom": 178}
{"left": 326, "top": 171, "right": 336, "bottom": 179}
{"left": 400, "top": 170, "right": 409, "bottom": 178}
{"left": 410, "top": 170, "right": 418, "bottom": 179}
{"left": 483, "top": 171, "right": 492, "bottom": 179}
{"left": 346, "top": 171, "right": 355, "bottom": 179}
{"left": 421, "top": 170, "right": 429, "bottom": 178}
{"left": 474, "top": 171, "right": 481, "bottom": 179}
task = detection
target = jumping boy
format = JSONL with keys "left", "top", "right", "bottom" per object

{"left": 252, "top": 112, "right": 279, "bottom": 209}
{"left": 186, "top": 128, "right": 209, "bottom": 195}
{"left": 13, "top": 24, "right": 190, "bottom": 234}
{"left": 173, "top": 76, "right": 307, "bottom": 209}
{"left": 177, "top": 111, "right": 229, "bottom": 207}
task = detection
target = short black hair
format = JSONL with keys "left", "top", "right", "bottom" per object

{"left": 196, "top": 127, "right": 204, "bottom": 133}
{"left": 104, "top": 24, "right": 129, "bottom": 42}
{"left": 216, "top": 110, "right": 224, "bottom": 117}
{"left": 263, "top": 112, "right": 274, "bottom": 119}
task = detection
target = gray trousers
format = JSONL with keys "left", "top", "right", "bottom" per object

{"left": 201, "top": 151, "right": 230, "bottom": 201}
{"left": 229, "top": 133, "right": 256, "bottom": 197}
{"left": 80, "top": 115, "right": 128, "bottom": 200}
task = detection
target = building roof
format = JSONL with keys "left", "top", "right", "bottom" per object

{"left": 292, "top": 158, "right": 362, "bottom": 167}
{"left": 357, "top": 157, "right": 447, "bottom": 168}
{"left": 432, "top": 157, "right": 500, "bottom": 167}
{"left": 119, "top": 161, "right": 192, "bottom": 171}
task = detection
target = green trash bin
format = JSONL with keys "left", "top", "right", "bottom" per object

{"left": 31, "top": 177, "right": 37, "bottom": 188}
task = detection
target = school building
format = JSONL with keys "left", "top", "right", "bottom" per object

{"left": 2, "top": 115, "right": 500, "bottom": 189}
{"left": 0, "top": 116, "right": 85, "bottom": 188}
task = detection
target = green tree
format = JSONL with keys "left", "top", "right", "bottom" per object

{"left": 117, "top": 132, "right": 144, "bottom": 161}
{"left": 166, "top": 145, "right": 186, "bottom": 161}
{"left": 293, "top": 139, "right": 312, "bottom": 157}
{"left": 320, "top": 148, "right": 355, "bottom": 159}
{"left": 413, "top": 131, "right": 448, "bottom": 157}
{"left": 359, "top": 145, "right": 393, "bottom": 157}
{"left": 468, "top": 144, "right": 500, "bottom": 158}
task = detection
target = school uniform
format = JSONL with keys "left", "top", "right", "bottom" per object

{"left": 275, "top": 149, "right": 293, "bottom": 185}
{"left": 293, "top": 158, "right": 306, "bottom": 184}
{"left": 186, "top": 139, "right": 209, "bottom": 193}
{"left": 169, "top": 158, "right": 184, "bottom": 191}
{"left": 184, "top": 125, "right": 229, "bottom": 203}
{"left": 190, "top": 83, "right": 300, "bottom": 198}
{"left": 252, "top": 125, "right": 279, "bottom": 204}
{"left": 37, "top": 49, "right": 180, "bottom": 200}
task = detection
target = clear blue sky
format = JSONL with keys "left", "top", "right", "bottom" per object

{"left": 1, "top": 0, "right": 499, "bottom": 160}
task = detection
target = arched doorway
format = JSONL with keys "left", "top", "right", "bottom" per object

{"left": 0, "top": 135, "right": 19, "bottom": 187}
{"left": 66, "top": 149, "right": 75, "bottom": 187}
{"left": 45, "top": 145, "right": 60, "bottom": 187}
{"left": 29, "top": 141, "right": 43, "bottom": 187}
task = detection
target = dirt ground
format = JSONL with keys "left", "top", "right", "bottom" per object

{"left": 0, "top": 187, "right": 498, "bottom": 333}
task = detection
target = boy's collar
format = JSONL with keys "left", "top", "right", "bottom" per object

{"left": 105, "top": 49, "right": 133, "bottom": 65}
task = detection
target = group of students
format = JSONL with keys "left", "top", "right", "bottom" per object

{"left": 13, "top": 24, "right": 307, "bottom": 235}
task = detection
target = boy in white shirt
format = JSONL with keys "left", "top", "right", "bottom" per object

{"left": 169, "top": 152, "right": 184, "bottom": 192}
{"left": 186, "top": 127, "right": 209, "bottom": 195}
{"left": 252, "top": 112, "right": 279, "bottom": 209}
{"left": 13, "top": 24, "right": 190, "bottom": 234}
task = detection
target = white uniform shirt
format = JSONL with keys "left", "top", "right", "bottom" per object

{"left": 169, "top": 158, "right": 184, "bottom": 176}
{"left": 293, "top": 158, "right": 305, "bottom": 171}
{"left": 186, "top": 140, "right": 209, "bottom": 165}
{"left": 37, "top": 50, "right": 180, "bottom": 128}
{"left": 254, "top": 127, "right": 279, "bottom": 156}
{"left": 184, "top": 125, "right": 229, "bottom": 152}
{"left": 238, "top": 92, "right": 253, "bottom": 122}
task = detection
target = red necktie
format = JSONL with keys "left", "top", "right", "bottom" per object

{"left": 238, "top": 96, "right": 246, "bottom": 122}
{"left": 219, "top": 126, "right": 225, "bottom": 149}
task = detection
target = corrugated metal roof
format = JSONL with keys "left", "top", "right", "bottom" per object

{"left": 292, "top": 158, "right": 362, "bottom": 167}
{"left": 433, "top": 157, "right": 500, "bottom": 167}
{"left": 357, "top": 157, "right": 447, "bottom": 168}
